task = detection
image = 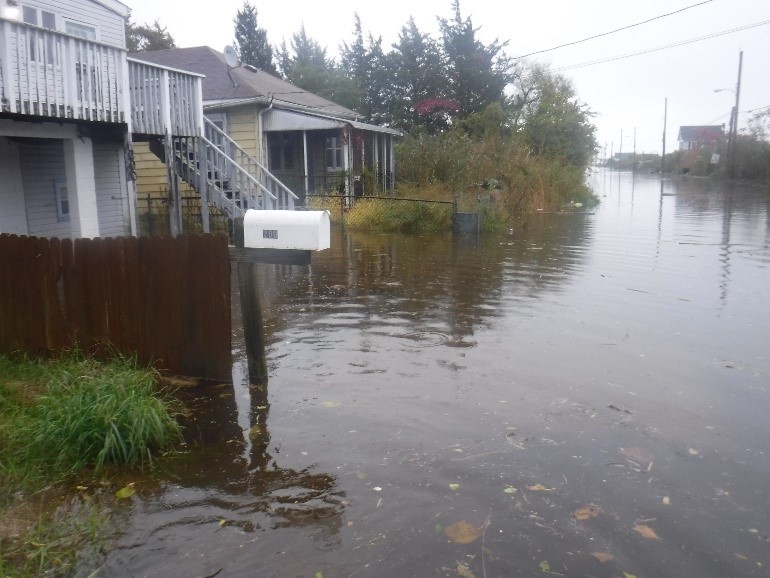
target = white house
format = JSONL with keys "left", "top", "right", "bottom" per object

{"left": 0, "top": 0, "right": 296, "bottom": 240}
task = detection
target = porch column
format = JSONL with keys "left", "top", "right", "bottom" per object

{"left": 388, "top": 135, "right": 395, "bottom": 191}
{"left": 373, "top": 134, "right": 379, "bottom": 192}
{"left": 63, "top": 137, "right": 100, "bottom": 238}
{"left": 0, "top": 138, "right": 28, "bottom": 235}
{"left": 343, "top": 128, "right": 351, "bottom": 205}
{"left": 303, "top": 130, "right": 309, "bottom": 197}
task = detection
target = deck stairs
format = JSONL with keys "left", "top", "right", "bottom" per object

{"left": 152, "top": 117, "right": 299, "bottom": 220}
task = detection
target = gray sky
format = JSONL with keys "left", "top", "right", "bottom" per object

{"left": 126, "top": 0, "right": 770, "bottom": 156}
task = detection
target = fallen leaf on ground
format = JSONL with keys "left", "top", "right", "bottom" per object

{"left": 538, "top": 560, "right": 551, "bottom": 572}
{"left": 449, "top": 483, "right": 460, "bottom": 491}
{"left": 662, "top": 496, "right": 671, "bottom": 505}
{"left": 591, "top": 552, "right": 614, "bottom": 563}
{"left": 526, "top": 484, "right": 555, "bottom": 492}
{"left": 445, "top": 520, "right": 483, "bottom": 544}
{"left": 457, "top": 562, "right": 476, "bottom": 578}
{"left": 623, "top": 572, "right": 637, "bottom": 578}
{"left": 573, "top": 506, "right": 601, "bottom": 520}
{"left": 634, "top": 524, "right": 660, "bottom": 539}
{"left": 504, "top": 486, "right": 518, "bottom": 494}
{"left": 321, "top": 401, "right": 340, "bottom": 408}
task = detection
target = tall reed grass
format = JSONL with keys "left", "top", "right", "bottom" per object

{"left": 1, "top": 354, "right": 181, "bottom": 482}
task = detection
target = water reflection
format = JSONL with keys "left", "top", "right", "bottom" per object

{"left": 97, "top": 171, "right": 770, "bottom": 577}
{"left": 99, "top": 309, "right": 345, "bottom": 576}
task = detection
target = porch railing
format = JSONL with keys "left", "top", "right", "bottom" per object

{"left": 0, "top": 18, "right": 123, "bottom": 121}
{"left": 127, "top": 57, "right": 202, "bottom": 137}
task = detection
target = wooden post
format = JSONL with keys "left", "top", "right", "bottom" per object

{"left": 238, "top": 261, "right": 268, "bottom": 384}
{"left": 233, "top": 217, "right": 267, "bottom": 384}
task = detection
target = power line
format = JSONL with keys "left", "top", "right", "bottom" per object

{"left": 553, "top": 19, "right": 770, "bottom": 72}
{"left": 515, "top": 0, "right": 714, "bottom": 59}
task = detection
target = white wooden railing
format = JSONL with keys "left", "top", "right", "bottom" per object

{"left": 0, "top": 18, "right": 123, "bottom": 121}
{"left": 127, "top": 58, "right": 203, "bottom": 137}
{"left": 203, "top": 117, "right": 298, "bottom": 210}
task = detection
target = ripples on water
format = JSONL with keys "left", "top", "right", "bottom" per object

{"left": 100, "top": 171, "right": 770, "bottom": 577}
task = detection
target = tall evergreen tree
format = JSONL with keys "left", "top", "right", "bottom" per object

{"left": 339, "top": 14, "right": 390, "bottom": 124}
{"left": 438, "top": 0, "right": 513, "bottom": 119}
{"left": 233, "top": 2, "right": 277, "bottom": 74}
{"left": 388, "top": 17, "right": 447, "bottom": 131}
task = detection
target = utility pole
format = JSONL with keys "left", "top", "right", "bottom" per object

{"left": 729, "top": 50, "right": 743, "bottom": 179}
{"left": 633, "top": 127, "right": 637, "bottom": 174}
{"left": 661, "top": 98, "right": 668, "bottom": 175}
{"left": 619, "top": 129, "right": 623, "bottom": 171}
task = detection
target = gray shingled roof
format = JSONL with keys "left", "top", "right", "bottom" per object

{"left": 130, "top": 46, "right": 361, "bottom": 120}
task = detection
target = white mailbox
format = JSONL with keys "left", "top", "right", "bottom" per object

{"left": 243, "top": 210, "right": 331, "bottom": 251}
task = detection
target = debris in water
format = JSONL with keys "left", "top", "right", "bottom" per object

{"left": 634, "top": 524, "right": 660, "bottom": 540}
{"left": 445, "top": 520, "right": 484, "bottom": 544}
{"left": 573, "top": 506, "right": 600, "bottom": 521}
{"left": 591, "top": 552, "right": 614, "bottom": 563}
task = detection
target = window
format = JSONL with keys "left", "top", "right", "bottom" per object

{"left": 65, "top": 21, "right": 96, "bottom": 41}
{"left": 326, "top": 136, "right": 343, "bottom": 171}
{"left": 268, "top": 133, "right": 295, "bottom": 172}
{"left": 54, "top": 180, "right": 69, "bottom": 223}
{"left": 41, "top": 11, "right": 55, "bottom": 29}
{"left": 22, "top": 6, "right": 37, "bottom": 25}
{"left": 21, "top": 6, "right": 56, "bottom": 29}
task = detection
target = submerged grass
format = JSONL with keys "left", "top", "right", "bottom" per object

{"left": 0, "top": 353, "right": 182, "bottom": 576}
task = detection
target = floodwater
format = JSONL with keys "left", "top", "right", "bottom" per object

{"left": 97, "top": 171, "right": 770, "bottom": 577}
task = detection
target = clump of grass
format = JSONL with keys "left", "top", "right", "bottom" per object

{"left": 1, "top": 354, "right": 182, "bottom": 489}
{"left": 345, "top": 197, "right": 452, "bottom": 234}
{"left": 1, "top": 353, "right": 182, "bottom": 575}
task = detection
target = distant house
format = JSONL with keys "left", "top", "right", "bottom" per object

{"left": 132, "top": 46, "right": 400, "bottom": 211}
{"left": 677, "top": 125, "right": 725, "bottom": 151}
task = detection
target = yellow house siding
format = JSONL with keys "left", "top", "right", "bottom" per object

{"left": 222, "top": 105, "right": 260, "bottom": 161}
{"left": 133, "top": 142, "right": 195, "bottom": 201}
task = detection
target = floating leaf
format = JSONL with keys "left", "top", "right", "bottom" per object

{"left": 115, "top": 486, "right": 135, "bottom": 499}
{"left": 315, "top": 572, "right": 323, "bottom": 578}
{"left": 526, "top": 484, "right": 554, "bottom": 492}
{"left": 591, "top": 552, "right": 614, "bottom": 563}
{"left": 457, "top": 562, "right": 476, "bottom": 578}
{"left": 449, "top": 483, "right": 460, "bottom": 491}
{"left": 445, "top": 520, "right": 483, "bottom": 544}
{"left": 662, "top": 496, "right": 671, "bottom": 505}
{"left": 248, "top": 425, "right": 262, "bottom": 440}
{"left": 218, "top": 519, "right": 227, "bottom": 527}
{"left": 623, "top": 573, "right": 637, "bottom": 578}
{"left": 322, "top": 401, "right": 340, "bottom": 408}
{"left": 504, "top": 486, "right": 518, "bottom": 494}
{"left": 634, "top": 524, "right": 660, "bottom": 540}
{"left": 372, "top": 486, "right": 383, "bottom": 492}
{"left": 538, "top": 560, "right": 551, "bottom": 572}
{"left": 620, "top": 447, "right": 653, "bottom": 464}
{"left": 573, "top": 505, "right": 600, "bottom": 520}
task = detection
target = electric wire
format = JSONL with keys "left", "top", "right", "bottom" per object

{"left": 515, "top": 0, "right": 714, "bottom": 59}
{"left": 553, "top": 19, "right": 770, "bottom": 72}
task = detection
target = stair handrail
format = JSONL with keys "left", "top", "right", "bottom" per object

{"left": 198, "top": 135, "right": 278, "bottom": 203}
{"left": 203, "top": 117, "right": 300, "bottom": 204}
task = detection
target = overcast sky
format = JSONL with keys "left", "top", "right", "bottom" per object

{"left": 126, "top": 0, "right": 770, "bottom": 156}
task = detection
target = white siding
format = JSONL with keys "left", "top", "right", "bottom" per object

{"left": 19, "top": 139, "right": 71, "bottom": 238}
{"left": 93, "top": 142, "right": 129, "bottom": 236}
{"left": 19, "top": 0, "right": 126, "bottom": 48}
{"left": 0, "top": 138, "right": 29, "bottom": 235}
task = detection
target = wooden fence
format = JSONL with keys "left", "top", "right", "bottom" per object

{"left": 0, "top": 233, "right": 232, "bottom": 381}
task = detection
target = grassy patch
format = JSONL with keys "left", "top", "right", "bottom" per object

{"left": 0, "top": 353, "right": 182, "bottom": 576}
